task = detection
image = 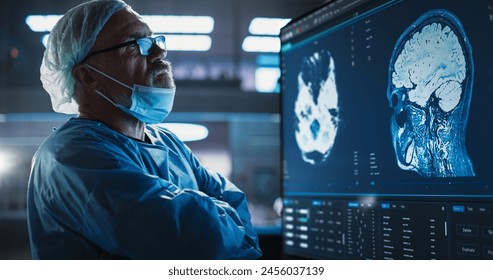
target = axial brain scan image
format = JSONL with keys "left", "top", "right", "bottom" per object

{"left": 387, "top": 9, "right": 475, "bottom": 177}
{"left": 294, "top": 50, "right": 340, "bottom": 165}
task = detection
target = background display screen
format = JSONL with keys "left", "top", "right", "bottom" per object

{"left": 280, "top": 0, "right": 493, "bottom": 259}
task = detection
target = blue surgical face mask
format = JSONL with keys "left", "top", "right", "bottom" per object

{"left": 84, "top": 63, "right": 175, "bottom": 124}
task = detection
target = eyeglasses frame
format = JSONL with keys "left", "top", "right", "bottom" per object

{"left": 83, "top": 35, "right": 166, "bottom": 61}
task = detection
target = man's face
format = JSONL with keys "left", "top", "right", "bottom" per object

{"left": 88, "top": 8, "right": 175, "bottom": 105}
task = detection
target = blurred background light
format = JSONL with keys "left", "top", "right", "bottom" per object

{"left": 10, "top": 48, "right": 19, "bottom": 59}
{"left": 25, "top": 15, "right": 62, "bottom": 32}
{"left": 242, "top": 36, "right": 280, "bottom": 53}
{"left": 142, "top": 15, "right": 214, "bottom": 34}
{"left": 27, "top": 15, "right": 214, "bottom": 34}
{"left": 248, "top": 17, "right": 290, "bottom": 35}
{"left": 256, "top": 54, "right": 280, "bottom": 67}
{"left": 0, "top": 150, "right": 15, "bottom": 175}
{"left": 255, "top": 67, "right": 280, "bottom": 93}
{"left": 160, "top": 34, "right": 212, "bottom": 51}
{"left": 159, "top": 123, "right": 209, "bottom": 142}
{"left": 41, "top": 34, "right": 49, "bottom": 47}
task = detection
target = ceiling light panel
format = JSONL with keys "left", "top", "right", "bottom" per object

{"left": 161, "top": 34, "right": 212, "bottom": 51}
{"left": 248, "top": 17, "right": 291, "bottom": 35}
{"left": 26, "top": 15, "right": 214, "bottom": 34}
{"left": 142, "top": 15, "right": 214, "bottom": 34}
{"left": 242, "top": 36, "right": 280, "bottom": 53}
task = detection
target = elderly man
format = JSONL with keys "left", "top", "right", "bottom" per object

{"left": 27, "top": 0, "right": 261, "bottom": 259}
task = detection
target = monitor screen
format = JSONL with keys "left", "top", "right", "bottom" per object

{"left": 280, "top": 0, "right": 493, "bottom": 259}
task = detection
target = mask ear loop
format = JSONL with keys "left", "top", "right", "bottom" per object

{"left": 83, "top": 63, "right": 133, "bottom": 90}
{"left": 94, "top": 89, "right": 119, "bottom": 107}
{"left": 83, "top": 63, "right": 133, "bottom": 108}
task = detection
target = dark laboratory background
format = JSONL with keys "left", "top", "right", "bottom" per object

{"left": 0, "top": 0, "right": 324, "bottom": 259}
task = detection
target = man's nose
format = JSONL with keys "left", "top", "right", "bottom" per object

{"left": 148, "top": 43, "right": 167, "bottom": 61}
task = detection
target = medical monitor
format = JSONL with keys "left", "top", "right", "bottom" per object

{"left": 280, "top": 0, "right": 493, "bottom": 259}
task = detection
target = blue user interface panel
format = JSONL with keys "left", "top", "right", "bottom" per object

{"left": 280, "top": 0, "right": 493, "bottom": 259}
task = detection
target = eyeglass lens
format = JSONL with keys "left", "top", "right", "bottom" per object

{"left": 137, "top": 36, "right": 166, "bottom": 55}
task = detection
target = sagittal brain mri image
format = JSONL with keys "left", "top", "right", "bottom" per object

{"left": 294, "top": 50, "right": 340, "bottom": 165}
{"left": 387, "top": 9, "right": 475, "bottom": 177}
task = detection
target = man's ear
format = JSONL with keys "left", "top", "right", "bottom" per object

{"left": 72, "top": 64, "right": 98, "bottom": 89}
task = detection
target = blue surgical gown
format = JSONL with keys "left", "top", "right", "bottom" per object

{"left": 27, "top": 118, "right": 262, "bottom": 259}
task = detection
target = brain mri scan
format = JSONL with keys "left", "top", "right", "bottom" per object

{"left": 294, "top": 50, "right": 340, "bottom": 165}
{"left": 387, "top": 9, "right": 475, "bottom": 177}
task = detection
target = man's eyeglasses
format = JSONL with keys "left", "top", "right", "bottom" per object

{"left": 84, "top": 35, "right": 166, "bottom": 61}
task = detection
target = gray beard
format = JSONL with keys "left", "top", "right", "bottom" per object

{"left": 148, "top": 63, "right": 175, "bottom": 88}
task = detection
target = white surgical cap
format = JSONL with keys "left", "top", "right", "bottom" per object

{"left": 40, "top": 0, "right": 129, "bottom": 114}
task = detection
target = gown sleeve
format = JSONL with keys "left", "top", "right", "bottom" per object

{"left": 163, "top": 130, "right": 262, "bottom": 260}
{"left": 31, "top": 126, "right": 262, "bottom": 260}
